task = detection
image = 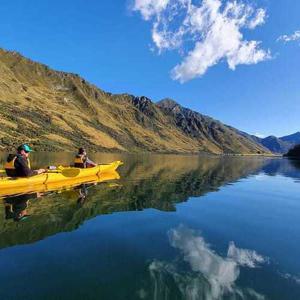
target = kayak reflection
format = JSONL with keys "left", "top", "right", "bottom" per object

{"left": 4, "top": 193, "right": 35, "bottom": 222}
{"left": 2, "top": 169, "right": 121, "bottom": 222}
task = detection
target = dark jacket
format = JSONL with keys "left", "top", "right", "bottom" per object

{"left": 6, "top": 154, "right": 38, "bottom": 177}
{"left": 15, "top": 154, "right": 38, "bottom": 177}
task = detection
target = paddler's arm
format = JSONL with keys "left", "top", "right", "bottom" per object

{"left": 86, "top": 157, "right": 97, "bottom": 167}
{"left": 15, "top": 157, "right": 45, "bottom": 177}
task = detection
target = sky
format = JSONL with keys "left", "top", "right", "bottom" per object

{"left": 0, "top": 0, "right": 299, "bottom": 137}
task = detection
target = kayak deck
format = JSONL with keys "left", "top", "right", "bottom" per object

{"left": 0, "top": 161, "right": 123, "bottom": 197}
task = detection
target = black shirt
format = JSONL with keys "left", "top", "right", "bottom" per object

{"left": 14, "top": 154, "right": 38, "bottom": 177}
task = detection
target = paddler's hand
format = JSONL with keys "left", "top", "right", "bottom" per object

{"left": 37, "top": 169, "right": 46, "bottom": 174}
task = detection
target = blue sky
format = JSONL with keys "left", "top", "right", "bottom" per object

{"left": 0, "top": 0, "right": 299, "bottom": 137}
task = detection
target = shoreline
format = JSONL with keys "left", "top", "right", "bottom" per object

{"left": 0, "top": 149, "right": 282, "bottom": 158}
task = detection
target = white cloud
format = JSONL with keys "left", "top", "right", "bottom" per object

{"left": 227, "top": 241, "right": 266, "bottom": 268}
{"left": 248, "top": 8, "right": 266, "bottom": 29}
{"left": 169, "top": 225, "right": 239, "bottom": 295}
{"left": 144, "top": 225, "right": 266, "bottom": 300}
{"left": 133, "top": 0, "right": 270, "bottom": 82}
{"left": 277, "top": 30, "right": 300, "bottom": 43}
{"left": 133, "top": 0, "right": 170, "bottom": 20}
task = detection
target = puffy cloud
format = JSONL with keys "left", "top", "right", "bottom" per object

{"left": 133, "top": 0, "right": 270, "bottom": 82}
{"left": 277, "top": 30, "right": 300, "bottom": 43}
{"left": 169, "top": 225, "right": 266, "bottom": 276}
{"left": 143, "top": 225, "right": 266, "bottom": 300}
{"left": 227, "top": 241, "right": 266, "bottom": 268}
{"left": 248, "top": 8, "right": 266, "bottom": 29}
{"left": 133, "top": 0, "right": 170, "bottom": 20}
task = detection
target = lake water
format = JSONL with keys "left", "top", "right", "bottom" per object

{"left": 0, "top": 152, "right": 299, "bottom": 300}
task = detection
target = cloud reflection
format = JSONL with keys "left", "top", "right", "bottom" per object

{"left": 145, "top": 225, "right": 266, "bottom": 300}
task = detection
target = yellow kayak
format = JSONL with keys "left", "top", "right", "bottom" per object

{"left": 0, "top": 161, "right": 123, "bottom": 197}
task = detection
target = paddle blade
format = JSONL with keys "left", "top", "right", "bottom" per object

{"left": 47, "top": 168, "right": 81, "bottom": 177}
{"left": 61, "top": 168, "right": 81, "bottom": 177}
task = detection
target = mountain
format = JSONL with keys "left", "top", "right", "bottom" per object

{"left": 0, "top": 48, "right": 269, "bottom": 155}
{"left": 251, "top": 132, "right": 300, "bottom": 154}
{"left": 259, "top": 136, "right": 292, "bottom": 154}
{"left": 280, "top": 132, "right": 300, "bottom": 144}
{"left": 157, "top": 99, "right": 269, "bottom": 154}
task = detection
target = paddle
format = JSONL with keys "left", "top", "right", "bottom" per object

{"left": 0, "top": 168, "right": 80, "bottom": 177}
{"left": 47, "top": 168, "right": 80, "bottom": 177}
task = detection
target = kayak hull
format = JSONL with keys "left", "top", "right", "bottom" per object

{"left": 0, "top": 161, "right": 123, "bottom": 197}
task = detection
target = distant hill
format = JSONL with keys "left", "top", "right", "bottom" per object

{"left": 280, "top": 132, "right": 300, "bottom": 144}
{"left": 251, "top": 132, "right": 300, "bottom": 154}
{"left": 0, "top": 48, "right": 269, "bottom": 154}
{"left": 260, "top": 136, "right": 292, "bottom": 154}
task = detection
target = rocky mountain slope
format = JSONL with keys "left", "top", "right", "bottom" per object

{"left": 251, "top": 132, "right": 300, "bottom": 154}
{"left": 280, "top": 132, "right": 300, "bottom": 144}
{"left": 259, "top": 136, "right": 292, "bottom": 154}
{"left": 0, "top": 48, "right": 269, "bottom": 154}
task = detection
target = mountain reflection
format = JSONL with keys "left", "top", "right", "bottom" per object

{"left": 261, "top": 158, "right": 300, "bottom": 180}
{"left": 143, "top": 225, "right": 266, "bottom": 300}
{"left": 0, "top": 156, "right": 299, "bottom": 249}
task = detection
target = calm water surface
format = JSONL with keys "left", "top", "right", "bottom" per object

{"left": 0, "top": 153, "right": 299, "bottom": 300}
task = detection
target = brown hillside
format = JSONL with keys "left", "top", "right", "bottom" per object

{"left": 0, "top": 48, "right": 269, "bottom": 154}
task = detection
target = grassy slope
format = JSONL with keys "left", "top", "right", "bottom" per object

{"left": 0, "top": 49, "right": 269, "bottom": 154}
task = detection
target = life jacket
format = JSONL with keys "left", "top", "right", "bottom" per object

{"left": 4, "top": 154, "right": 17, "bottom": 177}
{"left": 74, "top": 154, "right": 86, "bottom": 168}
{"left": 4, "top": 154, "right": 31, "bottom": 177}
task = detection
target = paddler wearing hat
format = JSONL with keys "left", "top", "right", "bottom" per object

{"left": 4, "top": 144, "right": 46, "bottom": 177}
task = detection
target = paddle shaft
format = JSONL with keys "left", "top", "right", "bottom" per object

{"left": 0, "top": 168, "right": 80, "bottom": 177}
{"left": 0, "top": 169, "right": 62, "bottom": 174}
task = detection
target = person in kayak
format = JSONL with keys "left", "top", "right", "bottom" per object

{"left": 74, "top": 147, "right": 97, "bottom": 168}
{"left": 4, "top": 144, "right": 46, "bottom": 177}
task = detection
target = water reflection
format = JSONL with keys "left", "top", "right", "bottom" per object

{"left": 0, "top": 154, "right": 299, "bottom": 299}
{"left": 261, "top": 158, "right": 300, "bottom": 180}
{"left": 144, "top": 225, "right": 266, "bottom": 300}
{"left": 4, "top": 193, "right": 35, "bottom": 222}
{"left": 289, "top": 159, "right": 300, "bottom": 174}
{"left": 0, "top": 155, "right": 299, "bottom": 250}
{"left": 77, "top": 184, "right": 89, "bottom": 206}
